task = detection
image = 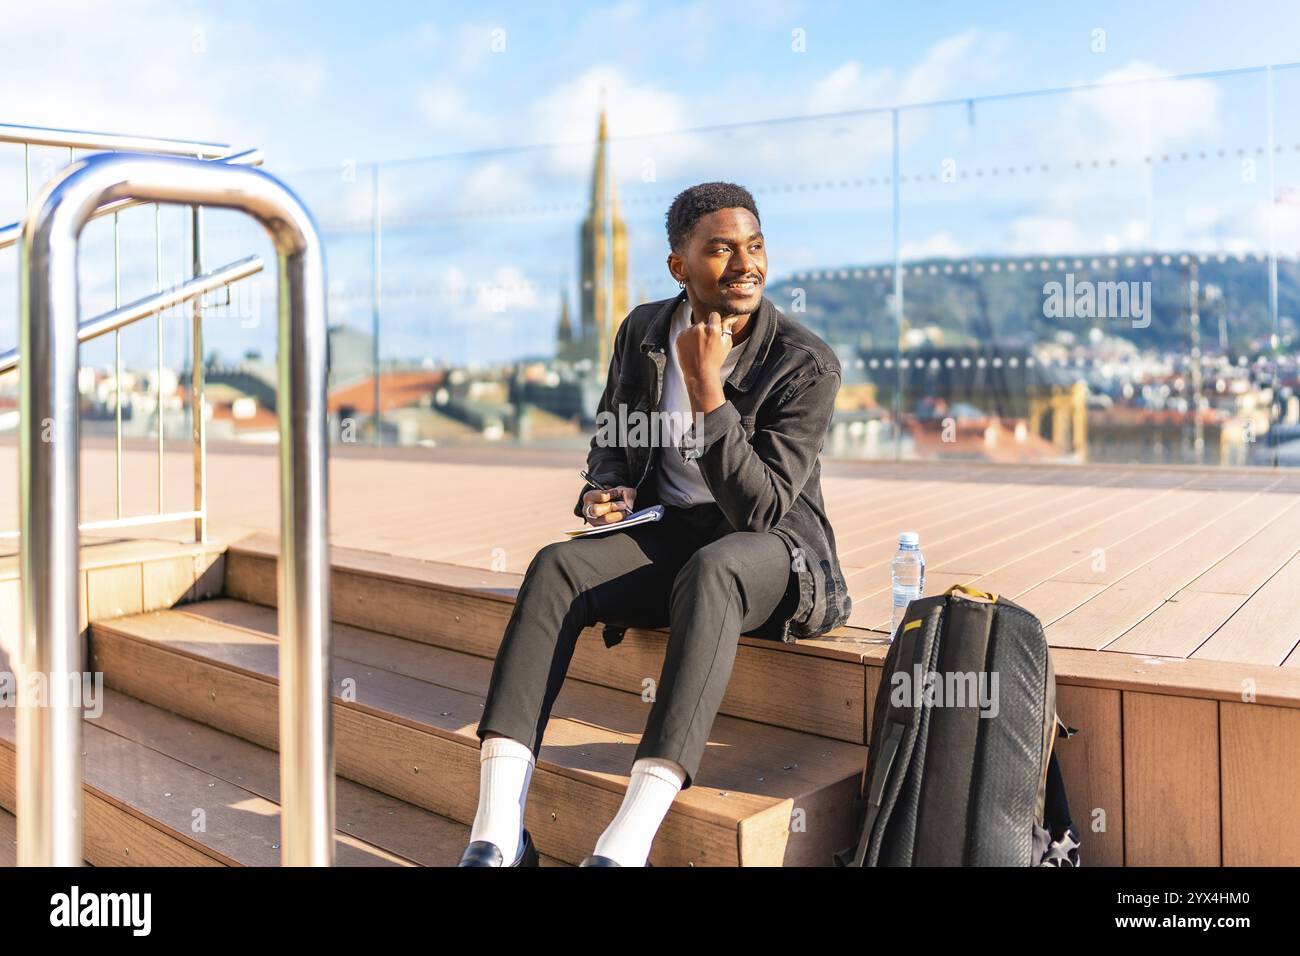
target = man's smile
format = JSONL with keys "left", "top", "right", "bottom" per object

{"left": 723, "top": 276, "right": 762, "bottom": 295}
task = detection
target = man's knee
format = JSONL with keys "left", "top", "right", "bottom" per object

{"left": 524, "top": 540, "right": 580, "bottom": 587}
{"left": 671, "top": 539, "right": 745, "bottom": 601}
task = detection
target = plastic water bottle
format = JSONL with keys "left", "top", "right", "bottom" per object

{"left": 891, "top": 532, "right": 925, "bottom": 639}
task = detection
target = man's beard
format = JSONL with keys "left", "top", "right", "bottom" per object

{"left": 695, "top": 281, "right": 764, "bottom": 318}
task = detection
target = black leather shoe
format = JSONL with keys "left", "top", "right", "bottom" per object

{"left": 578, "top": 854, "right": 653, "bottom": 867}
{"left": 458, "top": 828, "right": 539, "bottom": 867}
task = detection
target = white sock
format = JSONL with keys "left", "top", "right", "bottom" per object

{"left": 468, "top": 735, "right": 536, "bottom": 863}
{"left": 592, "top": 756, "right": 686, "bottom": 866}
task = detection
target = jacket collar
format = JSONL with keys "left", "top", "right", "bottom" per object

{"left": 639, "top": 289, "right": 779, "bottom": 393}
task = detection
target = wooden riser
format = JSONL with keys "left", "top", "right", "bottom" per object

{"left": 0, "top": 808, "right": 17, "bottom": 866}
{"left": 224, "top": 541, "right": 875, "bottom": 746}
{"left": 0, "top": 685, "right": 565, "bottom": 868}
{"left": 90, "top": 601, "right": 868, "bottom": 866}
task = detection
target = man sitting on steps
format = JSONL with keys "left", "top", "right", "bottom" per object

{"left": 458, "top": 181, "right": 853, "bottom": 867}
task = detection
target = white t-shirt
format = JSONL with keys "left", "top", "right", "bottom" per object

{"left": 656, "top": 298, "right": 746, "bottom": 507}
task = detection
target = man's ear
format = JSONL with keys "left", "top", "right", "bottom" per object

{"left": 666, "top": 251, "right": 684, "bottom": 285}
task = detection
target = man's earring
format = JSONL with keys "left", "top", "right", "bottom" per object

{"left": 677, "top": 280, "right": 685, "bottom": 290}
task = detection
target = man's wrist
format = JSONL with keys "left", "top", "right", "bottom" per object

{"left": 685, "top": 375, "right": 727, "bottom": 416}
{"left": 680, "top": 399, "right": 739, "bottom": 461}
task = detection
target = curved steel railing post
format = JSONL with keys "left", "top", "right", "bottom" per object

{"left": 18, "top": 152, "right": 333, "bottom": 867}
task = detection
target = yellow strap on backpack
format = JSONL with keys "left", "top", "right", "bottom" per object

{"left": 946, "top": 583, "right": 998, "bottom": 604}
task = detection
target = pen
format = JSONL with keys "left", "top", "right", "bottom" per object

{"left": 580, "top": 470, "right": 630, "bottom": 510}
{"left": 582, "top": 468, "right": 625, "bottom": 492}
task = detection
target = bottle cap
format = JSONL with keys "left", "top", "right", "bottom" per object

{"left": 899, "top": 532, "right": 919, "bottom": 547}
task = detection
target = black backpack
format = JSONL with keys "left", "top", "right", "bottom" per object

{"left": 834, "top": 585, "right": 1081, "bottom": 867}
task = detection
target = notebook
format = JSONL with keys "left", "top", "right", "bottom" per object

{"left": 565, "top": 504, "right": 666, "bottom": 537}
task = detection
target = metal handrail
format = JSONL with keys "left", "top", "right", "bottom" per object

{"left": 0, "top": 254, "right": 263, "bottom": 376}
{"left": 3, "top": 139, "right": 264, "bottom": 544}
{"left": 0, "top": 122, "right": 233, "bottom": 157}
{"left": 0, "top": 148, "right": 265, "bottom": 251}
{"left": 17, "top": 152, "right": 333, "bottom": 867}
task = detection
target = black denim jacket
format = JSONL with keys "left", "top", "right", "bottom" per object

{"left": 572, "top": 290, "right": 853, "bottom": 646}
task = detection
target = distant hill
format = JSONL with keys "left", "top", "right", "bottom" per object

{"left": 766, "top": 255, "right": 1300, "bottom": 355}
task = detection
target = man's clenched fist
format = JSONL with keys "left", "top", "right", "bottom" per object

{"left": 581, "top": 485, "right": 637, "bottom": 526}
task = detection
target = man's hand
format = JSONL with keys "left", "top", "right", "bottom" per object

{"left": 674, "top": 311, "right": 733, "bottom": 417}
{"left": 674, "top": 310, "right": 734, "bottom": 384}
{"left": 581, "top": 486, "right": 637, "bottom": 526}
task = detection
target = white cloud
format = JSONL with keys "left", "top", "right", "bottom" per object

{"left": 456, "top": 160, "right": 537, "bottom": 210}
{"left": 901, "top": 231, "right": 968, "bottom": 259}
{"left": 475, "top": 266, "right": 539, "bottom": 313}
{"left": 1087, "top": 61, "right": 1221, "bottom": 152}
{"left": 1005, "top": 216, "right": 1092, "bottom": 254}
{"left": 899, "top": 30, "right": 1011, "bottom": 105}
{"left": 528, "top": 66, "right": 698, "bottom": 178}
{"left": 419, "top": 87, "right": 468, "bottom": 127}
{"left": 413, "top": 30, "right": 1016, "bottom": 200}
{"left": 1038, "top": 60, "right": 1222, "bottom": 163}
{"left": 0, "top": 1, "right": 326, "bottom": 167}
{"left": 795, "top": 31, "right": 1010, "bottom": 118}
{"left": 1003, "top": 213, "right": 1153, "bottom": 256}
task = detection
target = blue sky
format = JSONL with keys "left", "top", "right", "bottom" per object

{"left": 2, "top": 0, "right": 1299, "bottom": 367}
{"left": 2, "top": 0, "right": 1294, "bottom": 170}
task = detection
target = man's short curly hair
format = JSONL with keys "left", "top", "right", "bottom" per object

{"left": 665, "top": 182, "right": 760, "bottom": 252}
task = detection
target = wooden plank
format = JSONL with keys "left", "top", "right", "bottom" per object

{"left": 193, "top": 549, "right": 226, "bottom": 602}
{"left": 864, "top": 663, "right": 882, "bottom": 746}
{"left": 92, "top": 608, "right": 868, "bottom": 866}
{"left": 1030, "top": 491, "right": 1257, "bottom": 590}
{"left": 0, "top": 535, "right": 228, "bottom": 582}
{"left": 1051, "top": 646, "right": 1300, "bottom": 709}
{"left": 0, "top": 694, "right": 426, "bottom": 868}
{"left": 934, "top": 486, "right": 1158, "bottom": 575}
{"left": 841, "top": 480, "right": 1092, "bottom": 582}
{"left": 1053, "top": 685, "right": 1123, "bottom": 867}
{"left": 186, "top": 594, "right": 869, "bottom": 745}
{"left": 0, "top": 578, "right": 16, "bottom": 663}
{"left": 852, "top": 638, "right": 1300, "bottom": 708}
{"left": 80, "top": 788, "right": 226, "bottom": 867}
{"left": 955, "top": 490, "right": 1208, "bottom": 602}
{"left": 849, "top": 483, "right": 1132, "bottom": 628}
{"left": 0, "top": 710, "right": 235, "bottom": 866}
{"left": 836, "top": 480, "right": 1051, "bottom": 565}
{"left": 228, "top": 541, "right": 870, "bottom": 664}
{"left": 1047, "top": 492, "right": 1292, "bottom": 650}
{"left": 86, "top": 563, "right": 143, "bottom": 621}
{"left": 139, "top": 603, "right": 864, "bottom": 815}
{"left": 1122, "top": 692, "right": 1219, "bottom": 866}
{"left": 93, "top": 624, "right": 744, "bottom": 865}
{"left": 1106, "top": 591, "right": 1249, "bottom": 658}
{"left": 1179, "top": 496, "right": 1300, "bottom": 595}
{"left": 1192, "top": 552, "right": 1300, "bottom": 665}
{"left": 1220, "top": 702, "right": 1300, "bottom": 865}
{"left": 92, "top": 687, "right": 568, "bottom": 867}
{"left": 0, "top": 807, "right": 15, "bottom": 867}
{"left": 1055, "top": 494, "right": 1300, "bottom": 658}
{"left": 143, "top": 556, "right": 198, "bottom": 612}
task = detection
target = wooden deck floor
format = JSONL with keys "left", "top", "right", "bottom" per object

{"left": 2, "top": 439, "right": 1299, "bottom": 668}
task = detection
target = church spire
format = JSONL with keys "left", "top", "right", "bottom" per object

{"left": 588, "top": 106, "right": 609, "bottom": 221}
{"left": 556, "top": 287, "right": 573, "bottom": 344}
{"left": 578, "top": 106, "right": 628, "bottom": 372}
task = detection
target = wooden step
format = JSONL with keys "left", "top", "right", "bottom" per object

{"left": 224, "top": 532, "right": 879, "bottom": 745}
{"left": 90, "top": 599, "right": 869, "bottom": 866}
{"left": 0, "top": 807, "right": 15, "bottom": 866}
{"left": 0, "top": 680, "right": 561, "bottom": 866}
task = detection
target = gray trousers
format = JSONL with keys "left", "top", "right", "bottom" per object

{"left": 475, "top": 501, "right": 798, "bottom": 790}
